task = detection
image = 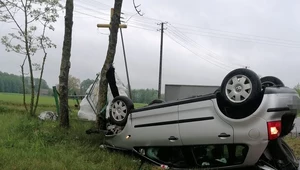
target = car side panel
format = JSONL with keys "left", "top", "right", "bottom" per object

{"left": 130, "top": 105, "right": 182, "bottom": 146}
{"left": 212, "top": 98, "right": 269, "bottom": 166}
{"left": 178, "top": 100, "right": 234, "bottom": 145}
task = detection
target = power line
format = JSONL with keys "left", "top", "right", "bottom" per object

{"left": 74, "top": 10, "right": 109, "bottom": 21}
{"left": 127, "top": 24, "right": 157, "bottom": 32}
{"left": 167, "top": 25, "right": 243, "bottom": 69}
{"left": 73, "top": 9, "right": 157, "bottom": 31}
{"left": 71, "top": 4, "right": 242, "bottom": 70}
{"left": 77, "top": 0, "right": 162, "bottom": 23}
{"left": 171, "top": 23, "right": 300, "bottom": 45}
{"left": 75, "top": 3, "right": 110, "bottom": 16}
{"left": 126, "top": 19, "right": 158, "bottom": 29}
{"left": 167, "top": 30, "right": 236, "bottom": 70}
{"left": 170, "top": 26, "right": 300, "bottom": 48}
{"left": 75, "top": 0, "right": 300, "bottom": 48}
{"left": 82, "top": 0, "right": 111, "bottom": 8}
{"left": 165, "top": 31, "right": 232, "bottom": 71}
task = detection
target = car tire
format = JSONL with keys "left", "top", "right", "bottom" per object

{"left": 109, "top": 96, "right": 134, "bottom": 126}
{"left": 268, "top": 138, "right": 299, "bottom": 170}
{"left": 260, "top": 76, "right": 285, "bottom": 87}
{"left": 221, "top": 68, "right": 262, "bottom": 106}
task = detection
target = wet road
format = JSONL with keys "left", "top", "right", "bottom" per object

{"left": 291, "top": 117, "right": 300, "bottom": 133}
{"left": 295, "top": 117, "right": 300, "bottom": 126}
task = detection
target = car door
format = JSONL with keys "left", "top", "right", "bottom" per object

{"left": 178, "top": 100, "right": 233, "bottom": 145}
{"left": 131, "top": 105, "right": 182, "bottom": 146}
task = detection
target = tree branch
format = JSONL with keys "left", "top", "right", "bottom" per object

{"left": 2, "top": 2, "right": 25, "bottom": 36}
{"left": 132, "top": 0, "right": 144, "bottom": 16}
{"left": 6, "top": 1, "right": 25, "bottom": 12}
{"left": 28, "top": 4, "right": 51, "bottom": 24}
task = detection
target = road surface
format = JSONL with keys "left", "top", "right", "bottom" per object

{"left": 291, "top": 117, "right": 300, "bottom": 135}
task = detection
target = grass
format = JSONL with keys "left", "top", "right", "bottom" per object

{"left": 0, "top": 93, "right": 58, "bottom": 105}
{"left": 284, "top": 137, "right": 300, "bottom": 159}
{"left": 0, "top": 92, "right": 156, "bottom": 170}
{"left": 0, "top": 114, "right": 157, "bottom": 170}
{"left": 0, "top": 93, "right": 147, "bottom": 108}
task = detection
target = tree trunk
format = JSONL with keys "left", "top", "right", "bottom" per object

{"left": 59, "top": 0, "right": 74, "bottom": 128}
{"left": 33, "top": 52, "right": 47, "bottom": 115}
{"left": 23, "top": 1, "right": 35, "bottom": 116}
{"left": 96, "top": 0, "right": 123, "bottom": 129}
{"left": 33, "top": 24, "right": 48, "bottom": 116}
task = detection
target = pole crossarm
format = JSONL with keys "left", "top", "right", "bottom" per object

{"left": 97, "top": 23, "right": 127, "bottom": 28}
{"left": 97, "top": 8, "right": 127, "bottom": 28}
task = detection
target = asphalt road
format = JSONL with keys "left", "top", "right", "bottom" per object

{"left": 295, "top": 117, "right": 300, "bottom": 126}
{"left": 291, "top": 117, "right": 300, "bottom": 135}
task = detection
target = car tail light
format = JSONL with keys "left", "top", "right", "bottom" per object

{"left": 267, "top": 121, "right": 281, "bottom": 140}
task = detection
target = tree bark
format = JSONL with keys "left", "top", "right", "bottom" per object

{"left": 23, "top": 0, "right": 35, "bottom": 116}
{"left": 96, "top": 0, "right": 123, "bottom": 129}
{"left": 33, "top": 23, "right": 48, "bottom": 115}
{"left": 59, "top": 0, "right": 74, "bottom": 128}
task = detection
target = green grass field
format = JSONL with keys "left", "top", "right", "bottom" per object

{"left": 0, "top": 92, "right": 156, "bottom": 170}
{"left": 0, "top": 93, "right": 57, "bottom": 105}
{"left": 0, "top": 92, "right": 299, "bottom": 169}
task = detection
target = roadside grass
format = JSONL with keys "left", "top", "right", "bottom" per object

{"left": 284, "top": 137, "right": 300, "bottom": 159}
{"left": 0, "top": 93, "right": 155, "bottom": 170}
{"left": 0, "top": 93, "right": 147, "bottom": 109}
{"left": 0, "top": 112, "right": 159, "bottom": 170}
{"left": 134, "top": 103, "right": 148, "bottom": 108}
{"left": 0, "top": 93, "right": 58, "bottom": 105}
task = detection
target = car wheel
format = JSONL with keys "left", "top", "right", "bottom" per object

{"left": 221, "top": 68, "right": 262, "bottom": 106}
{"left": 109, "top": 96, "right": 134, "bottom": 126}
{"left": 268, "top": 138, "right": 299, "bottom": 170}
{"left": 261, "top": 76, "right": 285, "bottom": 87}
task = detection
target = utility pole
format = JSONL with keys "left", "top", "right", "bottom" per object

{"left": 119, "top": 28, "right": 132, "bottom": 99}
{"left": 157, "top": 22, "right": 167, "bottom": 99}
{"left": 97, "top": 8, "right": 132, "bottom": 98}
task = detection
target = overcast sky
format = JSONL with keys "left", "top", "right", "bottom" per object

{"left": 0, "top": 0, "right": 300, "bottom": 92}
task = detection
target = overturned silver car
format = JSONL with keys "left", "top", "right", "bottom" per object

{"left": 92, "top": 68, "right": 300, "bottom": 170}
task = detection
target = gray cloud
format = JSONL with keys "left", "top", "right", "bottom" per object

{"left": 0, "top": 0, "right": 299, "bottom": 92}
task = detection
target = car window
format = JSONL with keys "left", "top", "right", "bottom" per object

{"left": 141, "top": 147, "right": 195, "bottom": 168}
{"left": 192, "top": 144, "right": 248, "bottom": 168}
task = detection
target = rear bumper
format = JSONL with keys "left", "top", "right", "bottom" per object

{"left": 263, "top": 87, "right": 300, "bottom": 136}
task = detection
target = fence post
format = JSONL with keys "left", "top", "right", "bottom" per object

{"left": 52, "top": 86, "right": 60, "bottom": 116}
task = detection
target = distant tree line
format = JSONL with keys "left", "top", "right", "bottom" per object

{"left": 0, "top": 71, "right": 49, "bottom": 94}
{"left": 0, "top": 71, "right": 98, "bottom": 96}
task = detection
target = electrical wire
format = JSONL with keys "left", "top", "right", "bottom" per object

{"left": 126, "top": 20, "right": 158, "bottom": 29}
{"left": 72, "top": 0, "right": 298, "bottom": 71}
{"left": 75, "top": 0, "right": 299, "bottom": 48}
{"left": 171, "top": 23, "right": 300, "bottom": 44}
{"left": 73, "top": 10, "right": 109, "bottom": 21}
{"left": 127, "top": 24, "right": 157, "bottom": 32}
{"left": 165, "top": 31, "right": 233, "bottom": 71}
{"left": 75, "top": 2, "right": 110, "bottom": 16}
{"left": 167, "top": 24, "right": 244, "bottom": 69}
{"left": 170, "top": 26, "right": 300, "bottom": 48}
{"left": 71, "top": 5, "right": 243, "bottom": 69}
{"left": 81, "top": 0, "right": 111, "bottom": 9}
